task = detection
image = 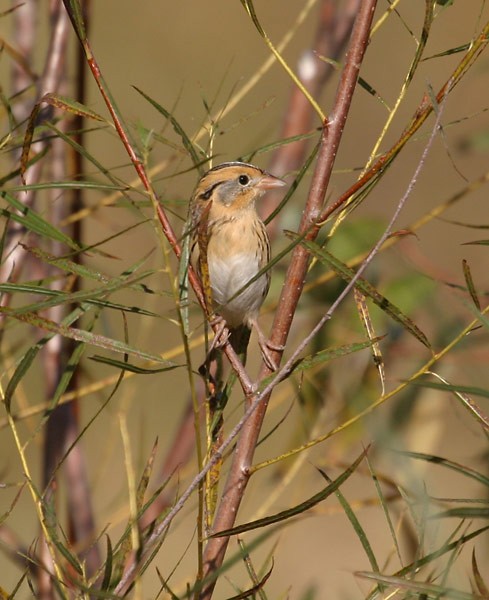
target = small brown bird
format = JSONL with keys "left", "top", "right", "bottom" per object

{"left": 189, "top": 161, "right": 286, "bottom": 366}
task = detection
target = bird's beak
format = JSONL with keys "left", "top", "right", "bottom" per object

{"left": 256, "top": 174, "right": 287, "bottom": 190}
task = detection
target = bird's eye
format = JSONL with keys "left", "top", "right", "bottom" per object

{"left": 238, "top": 174, "right": 250, "bottom": 186}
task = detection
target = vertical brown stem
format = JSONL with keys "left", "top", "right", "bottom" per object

{"left": 42, "top": 1, "right": 101, "bottom": 587}
{"left": 264, "top": 0, "right": 361, "bottom": 235}
{"left": 199, "top": 2, "right": 377, "bottom": 597}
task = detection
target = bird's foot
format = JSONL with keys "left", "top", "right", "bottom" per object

{"left": 250, "top": 318, "right": 282, "bottom": 371}
{"left": 209, "top": 316, "right": 230, "bottom": 350}
{"left": 258, "top": 339, "right": 279, "bottom": 371}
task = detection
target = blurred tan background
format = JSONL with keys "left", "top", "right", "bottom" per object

{"left": 1, "top": 1, "right": 489, "bottom": 597}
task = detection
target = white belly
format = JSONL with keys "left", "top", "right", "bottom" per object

{"left": 209, "top": 253, "right": 268, "bottom": 327}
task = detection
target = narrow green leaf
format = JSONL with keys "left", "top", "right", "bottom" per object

{"left": 462, "top": 239, "right": 489, "bottom": 246}
{"left": 366, "top": 454, "right": 403, "bottom": 566}
{"left": 404, "top": 1, "right": 435, "bottom": 87}
{"left": 19, "top": 91, "right": 105, "bottom": 184}
{"left": 133, "top": 86, "right": 202, "bottom": 169}
{"left": 89, "top": 355, "right": 179, "bottom": 374}
{"left": 472, "top": 549, "right": 489, "bottom": 599}
{"left": 3, "top": 268, "right": 156, "bottom": 317}
{"left": 43, "top": 496, "right": 83, "bottom": 577}
{"left": 49, "top": 342, "right": 86, "bottom": 414}
{"left": 410, "top": 380, "right": 489, "bottom": 399}
{"left": 295, "top": 235, "right": 431, "bottom": 349}
{"left": 423, "top": 44, "right": 469, "bottom": 61}
{"left": 223, "top": 562, "right": 273, "bottom": 600}
{"left": 3, "top": 305, "right": 88, "bottom": 411}
{"left": 393, "top": 450, "right": 489, "bottom": 488}
{"left": 212, "top": 448, "right": 367, "bottom": 537}
{"left": 136, "top": 439, "right": 158, "bottom": 515}
{"left": 291, "top": 338, "right": 383, "bottom": 373}
{"left": 365, "top": 526, "right": 489, "bottom": 600}
{"left": 8, "top": 180, "right": 126, "bottom": 193}
{"left": 100, "top": 535, "right": 113, "bottom": 591}
{"left": 4, "top": 346, "right": 40, "bottom": 412}
{"left": 357, "top": 76, "right": 390, "bottom": 109}
{"left": 0, "top": 282, "right": 159, "bottom": 318}
{"left": 0, "top": 306, "right": 173, "bottom": 365}
{"left": 462, "top": 259, "right": 481, "bottom": 310}
{"left": 244, "top": 129, "right": 320, "bottom": 162}
{"left": 318, "top": 468, "right": 380, "bottom": 575}
{"left": 0, "top": 213, "right": 9, "bottom": 265}
{"left": 53, "top": 538, "right": 84, "bottom": 576}
{"left": 359, "top": 571, "right": 483, "bottom": 600}
{"left": 1, "top": 193, "right": 81, "bottom": 251}
{"left": 430, "top": 507, "right": 489, "bottom": 519}
{"left": 258, "top": 338, "right": 382, "bottom": 393}
{"left": 0, "top": 146, "right": 49, "bottom": 187}
{"left": 410, "top": 377, "right": 489, "bottom": 430}
{"left": 61, "top": 0, "right": 87, "bottom": 43}
{"left": 41, "top": 92, "right": 106, "bottom": 122}
{"left": 155, "top": 568, "right": 180, "bottom": 600}
{"left": 236, "top": 537, "right": 271, "bottom": 600}
{"left": 20, "top": 245, "right": 109, "bottom": 282}
{"left": 44, "top": 123, "right": 125, "bottom": 190}
{"left": 20, "top": 240, "right": 158, "bottom": 298}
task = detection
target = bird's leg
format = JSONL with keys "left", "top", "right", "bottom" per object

{"left": 249, "top": 317, "right": 283, "bottom": 371}
{"left": 209, "top": 315, "right": 231, "bottom": 350}
{"left": 198, "top": 316, "right": 229, "bottom": 382}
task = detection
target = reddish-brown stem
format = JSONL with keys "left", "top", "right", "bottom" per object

{"left": 199, "top": 2, "right": 377, "bottom": 598}
{"left": 42, "top": 0, "right": 101, "bottom": 584}
{"left": 263, "top": 0, "right": 361, "bottom": 235}
{"left": 0, "top": 0, "right": 70, "bottom": 293}
{"left": 8, "top": 2, "right": 74, "bottom": 597}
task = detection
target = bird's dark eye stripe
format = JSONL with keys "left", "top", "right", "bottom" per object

{"left": 199, "top": 181, "right": 223, "bottom": 201}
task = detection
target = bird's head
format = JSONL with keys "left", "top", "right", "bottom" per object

{"left": 193, "top": 162, "right": 286, "bottom": 212}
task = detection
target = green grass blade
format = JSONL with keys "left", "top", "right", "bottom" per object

{"left": 318, "top": 467, "right": 381, "bottom": 575}
{"left": 1, "top": 191, "right": 81, "bottom": 250}
{"left": 212, "top": 448, "right": 367, "bottom": 537}
{"left": 133, "top": 86, "right": 202, "bottom": 169}
{"left": 0, "top": 306, "right": 174, "bottom": 365}
{"left": 296, "top": 235, "right": 431, "bottom": 349}
{"left": 392, "top": 450, "right": 489, "bottom": 488}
